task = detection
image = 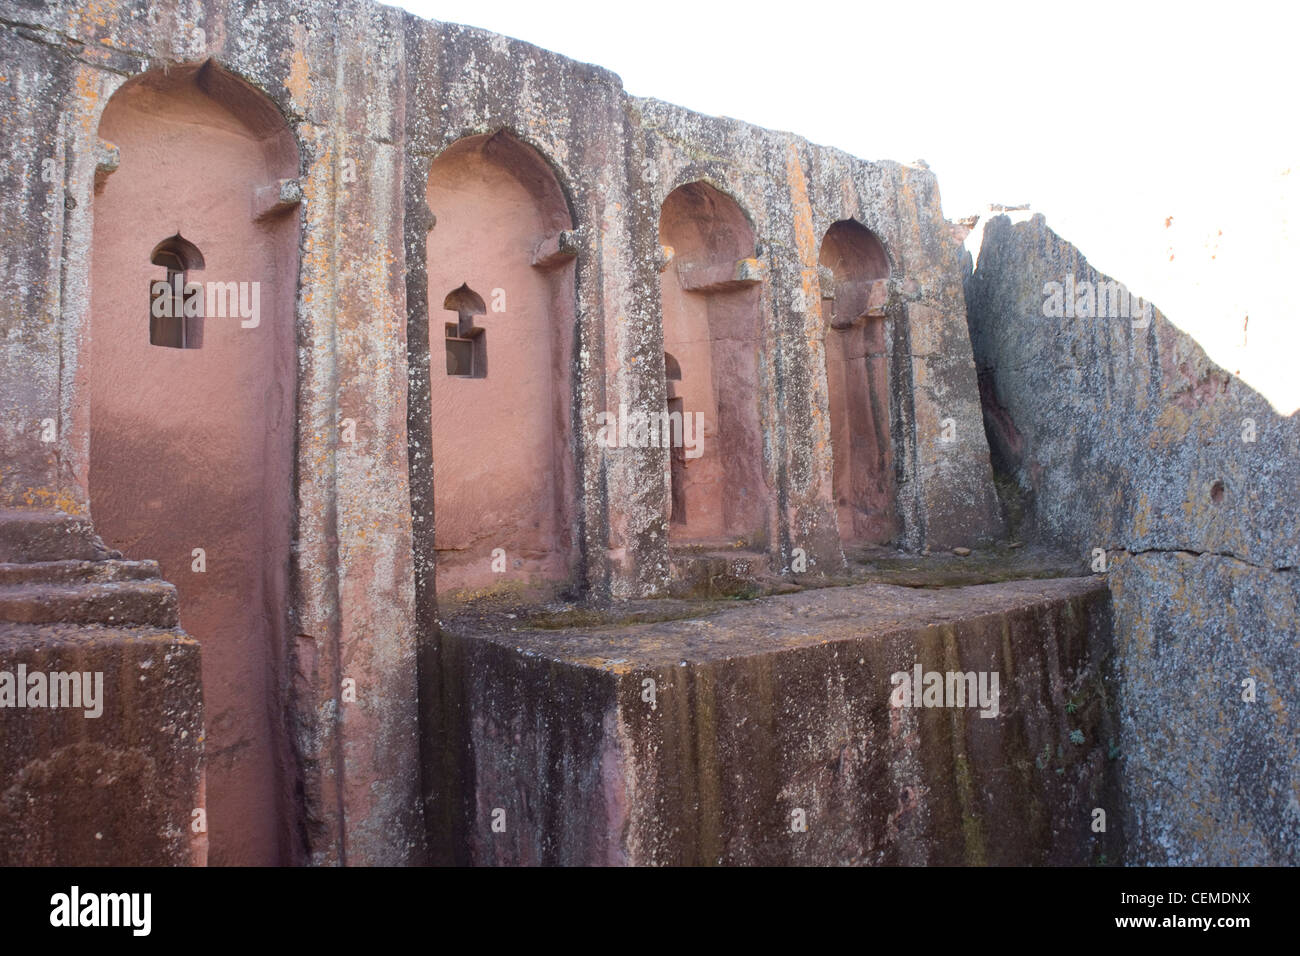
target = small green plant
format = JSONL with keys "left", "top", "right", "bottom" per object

{"left": 1035, "top": 743, "right": 1051, "bottom": 770}
{"left": 1069, "top": 729, "right": 1085, "bottom": 745}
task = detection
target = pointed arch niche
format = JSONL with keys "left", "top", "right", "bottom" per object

{"left": 658, "top": 182, "right": 767, "bottom": 545}
{"left": 819, "top": 219, "right": 897, "bottom": 545}
{"left": 424, "top": 131, "right": 577, "bottom": 595}
{"left": 89, "top": 62, "right": 301, "bottom": 865}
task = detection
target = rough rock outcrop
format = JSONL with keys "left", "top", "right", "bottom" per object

{"left": 965, "top": 213, "right": 1299, "bottom": 864}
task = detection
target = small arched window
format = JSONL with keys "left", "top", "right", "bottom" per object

{"left": 663, "top": 351, "right": 687, "bottom": 525}
{"left": 149, "top": 234, "right": 205, "bottom": 349}
{"left": 664, "top": 352, "right": 683, "bottom": 382}
{"left": 444, "top": 283, "right": 486, "bottom": 378}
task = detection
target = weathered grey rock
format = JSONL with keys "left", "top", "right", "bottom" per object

{"left": 1110, "top": 550, "right": 1299, "bottom": 865}
{"left": 965, "top": 213, "right": 1299, "bottom": 864}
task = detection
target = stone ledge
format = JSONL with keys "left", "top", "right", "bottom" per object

{"left": 0, "top": 624, "right": 204, "bottom": 866}
{"left": 432, "top": 577, "right": 1121, "bottom": 865}
{"left": 452, "top": 576, "right": 1108, "bottom": 667}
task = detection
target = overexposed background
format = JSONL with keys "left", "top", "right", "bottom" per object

{"left": 390, "top": 0, "right": 1298, "bottom": 413}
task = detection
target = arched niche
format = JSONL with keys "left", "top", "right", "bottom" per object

{"left": 424, "top": 131, "right": 576, "bottom": 596}
{"left": 89, "top": 61, "right": 301, "bottom": 865}
{"left": 819, "top": 219, "right": 897, "bottom": 545}
{"left": 659, "top": 182, "right": 767, "bottom": 544}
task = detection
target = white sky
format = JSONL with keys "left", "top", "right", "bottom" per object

{"left": 390, "top": 0, "right": 1299, "bottom": 412}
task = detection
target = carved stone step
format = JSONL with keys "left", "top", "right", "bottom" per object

{"left": 0, "top": 559, "right": 161, "bottom": 587}
{"left": 0, "top": 510, "right": 115, "bottom": 564}
{"left": 0, "top": 578, "right": 179, "bottom": 628}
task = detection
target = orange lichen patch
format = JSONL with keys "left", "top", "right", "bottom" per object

{"left": 1149, "top": 403, "right": 1192, "bottom": 447}
{"left": 75, "top": 70, "right": 102, "bottom": 136}
{"left": 784, "top": 143, "right": 818, "bottom": 298}
{"left": 569, "top": 656, "right": 636, "bottom": 675}
{"left": 20, "top": 486, "right": 83, "bottom": 514}
{"left": 1132, "top": 491, "right": 1153, "bottom": 537}
{"left": 65, "top": 0, "right": 111, "bottom": 39}
{"left": 286, "top": 28, "right": 311, "bottom": 111}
